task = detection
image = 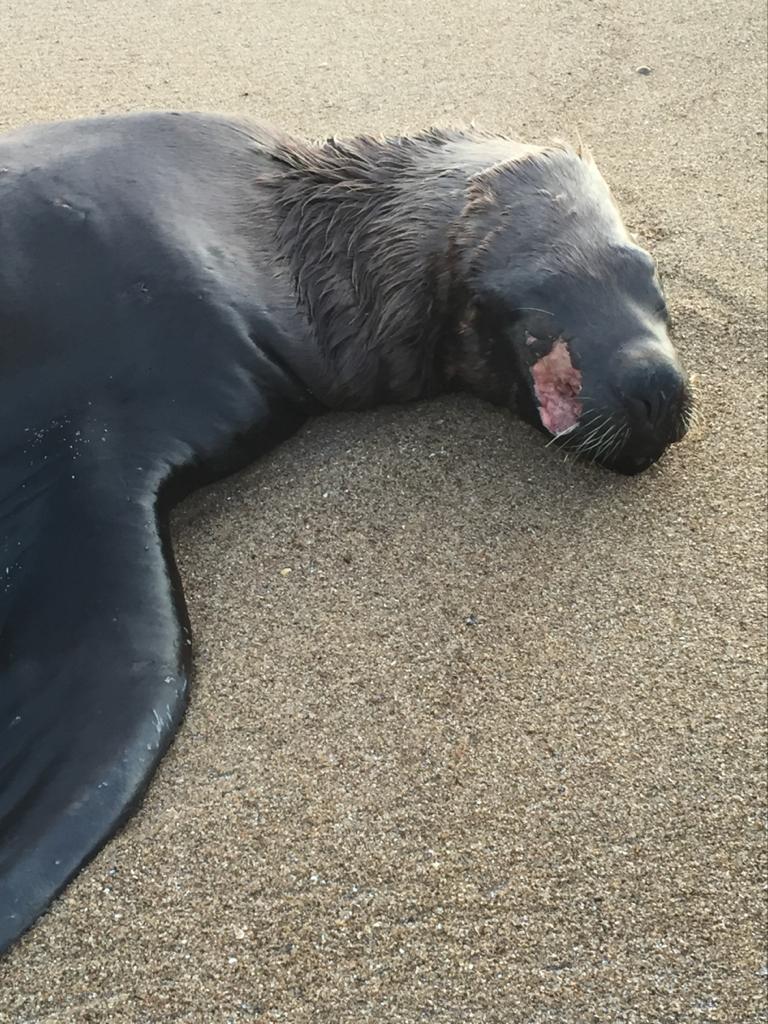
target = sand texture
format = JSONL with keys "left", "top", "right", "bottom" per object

{"left": 0, "top": 0, "right": 766, "bottom": 1021}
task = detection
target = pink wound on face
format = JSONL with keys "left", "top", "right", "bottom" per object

{"left": 530, "top": 339, "right": 583, "bottom": 435}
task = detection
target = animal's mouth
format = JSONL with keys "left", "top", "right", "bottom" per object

{"left": 528, "top": 337, "right": 583, "bottom": 436}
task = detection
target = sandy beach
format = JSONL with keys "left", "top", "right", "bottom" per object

{"left": 0, "top": 0, "right": 766, "bottom": 1021}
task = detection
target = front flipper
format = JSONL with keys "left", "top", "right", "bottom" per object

{"left": 0, "top": 463, "right": 190, "bottom": 953}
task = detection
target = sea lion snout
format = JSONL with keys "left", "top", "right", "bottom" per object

{"left": 505, "top": 319, "right": 693, "bottom": 473}
{"left": 617, "top": 350, "right": 688, "bottom": 433}
{"left": 571, "top": 338, "right": 691, "bottom": 475}
{"left": 609, "top": 339, "right": 690, "bottom": 439}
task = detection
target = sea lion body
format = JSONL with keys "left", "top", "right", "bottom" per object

{"left": 0, "top": 113, "right": 691, "bottom": 952}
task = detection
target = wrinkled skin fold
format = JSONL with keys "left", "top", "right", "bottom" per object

{"left": 0, "top": 113, "right": 691, "bottom": 953}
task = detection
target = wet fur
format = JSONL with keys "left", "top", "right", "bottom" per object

{"left": 258, "top": 126, "right": 621, "bottom": 409}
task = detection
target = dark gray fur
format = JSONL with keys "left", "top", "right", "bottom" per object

{"left": 257, "top": 126, "right": 631, "bottom": 410}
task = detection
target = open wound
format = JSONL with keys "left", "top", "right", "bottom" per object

{"left": 529, "top": 337, "right": 583, "bottom": 436}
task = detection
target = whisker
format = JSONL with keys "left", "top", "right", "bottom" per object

{"left": 543, "top": 409, "right": 604, "bottom": 453}
{"left": 575, "top": 421, "right": 613, "bottom": 457}
{"left": 572, "top": 434, "right": 605, "bottom": 459}
{"left": 510, "top": 306, "right": 557, "bottom": 318}
{"left": 603, "top": 426, "right": 627, "bottom": 462}
{"left": 680, "top": 399, "right": 706, "bottom": 441}
{"left": 545, "top": 422, "right": 579, "bottom": 448}
{"left": 576, "top": 415, "right": 610, "bottom": 441}
{"left": 578, "top": 439, "right": 610, "bottom": 459}
{"left": 544, "top": 402, "right": 635, "bottom": 469}
{"left": 591, "top": 427, "right": 618, "bottom": 464}
{"left": 583, "top": 419, "right": 625, "bottom": 463}
{"left": 575, "top": 408, "right": 604, "bottom": 425}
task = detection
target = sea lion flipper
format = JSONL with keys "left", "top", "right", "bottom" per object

{"left": 0, "top": 470, "right": 189, "bottom": 954}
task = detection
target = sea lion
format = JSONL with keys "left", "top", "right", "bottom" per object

{"left": 0, "top": 112, "right": 692, "bottom": 953}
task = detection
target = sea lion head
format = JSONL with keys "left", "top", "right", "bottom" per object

{"left": 454, "top": 143, "right": 692, "bottom": 474}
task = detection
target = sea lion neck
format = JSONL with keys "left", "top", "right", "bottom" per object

{"left": 265, "top": 129, "right": 522, "bottom": 409}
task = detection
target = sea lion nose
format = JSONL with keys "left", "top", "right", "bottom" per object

{"left": 614, "top": 345, "right": 687, "bottom": 434}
